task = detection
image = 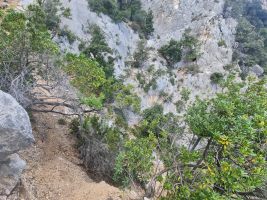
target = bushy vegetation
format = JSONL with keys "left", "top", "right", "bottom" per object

{"left": 159, "top": 32, "right": 200, "bottom": 68}
{"left": 62, "top": 7, "right": 71, "bottom": 19}
{"left": 210, "top": 72, "right": 224, "bottom": 84}
{"left": 70, "top": 115, "right": 125, "bottom": 179}
{"left": 57, "top": 118, "right": 67, "bottom": 125}
{"left": 132, "top": 40, "right": 149, "bottom": 68}
{"left": 180, "top": 87, "right": 191, "bottom": 102}
{"left": 79, "top": 25, "right": 114, "bottom": 78}
{"left": 87, "top": 0, "right": 154, "bottom": 38}
{"left": 158, "top": 39, "right": 182, "bottom": 67}
{"left": 218, "top": 39, "right": 226, "bottom": 47}
{"left": 0, "top": 4, "right": 59, "bottom": 106}
{"left": 41, "top": 0, "right": 61, "bottom": 33}
{"left": 64, "top": 54, "right": 107, "bottom": 108}
{"left": 113, "top": 133, "right": 157, "bottom": 186}
{"left": 225, "top": 0, "right": 267, "bottom": 75}
{"left": 58, "top": 26, "right": 76, "bottom": 44}
{"left": 135, "top": 68, "right": 171, "bottom": 93}
{"left": 114, "top": 77, "right": 267, "bottom": 199}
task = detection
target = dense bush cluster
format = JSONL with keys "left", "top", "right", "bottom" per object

{"left": 210, "top": 72, "right": 224, "bottom": 84}
{"left": 70, "top": 116, "right": 124, "bottom": 180}
{"left": 0, "top": 4, "right": 59, "bottom": 106}
{"left": 132, "top": 40, "right": 149, "bottom": 68}
{"left": 115, "top": 77, "right": 267, "bottom": 199}
{"left": 87, "top": 0, "right": 154, "bottom": 38}
{"left": 159, "top": 32, "right": 200, "bottom": 68}
{"left": 79, "top": 25, "right": 114, "bottom": 78}
{"left": 159, "top": 39, "right": 182, "bottom": 67}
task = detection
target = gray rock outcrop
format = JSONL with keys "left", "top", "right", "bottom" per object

{"left": 250, "top": 64, "right": 265, "bottom": 77}
{"left": 0, "top": 91, "right": 34, "bottom": 198}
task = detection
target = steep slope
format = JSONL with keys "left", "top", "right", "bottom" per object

{"left": 134, "top": 0, "right": 237, "bottom": 111}
{"left": 55, "top": 0, "right": 237, "bottom": 114}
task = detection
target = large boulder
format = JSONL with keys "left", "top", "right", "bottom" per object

{"left": 250, "top": 64, "right": 265, "bottom": 77}
{"left": 0, "top": 91, "right": 34, "bottom": 197}
{"left": 0, "top": 91, "right": 34, "bottom": 159}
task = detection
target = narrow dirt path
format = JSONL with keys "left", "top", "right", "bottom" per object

{"left": 19, "top": 112, "right": 122, "bottom": 200}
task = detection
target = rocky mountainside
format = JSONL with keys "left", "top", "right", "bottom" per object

{"left": 49, "top": 0, "right": 237, "bottom": 115}
{"left": 19, "top": 0, "right": 264, "bottom": 112}
{"left": 1, "top": 0, "right": 266, "bottom": 199}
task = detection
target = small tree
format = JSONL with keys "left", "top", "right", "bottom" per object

{"left": 159, "top": 33, "right": 200, "bottom": 68}
{"left": 159, "top": 39, "right": 182, "bottom": 67}
{"left": 0, "top": 6, "right": 58, "bottom": 106}
{"left": 132, "top": 40, "right": 149, "bottom": 68}
{"left": 143, "top": 9, "right": 154, "bottom": 38}
{"left": 82, "top": 25, "right": 114, "bottom": 78}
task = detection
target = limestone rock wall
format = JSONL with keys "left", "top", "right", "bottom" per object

{"left": 19, "top": 0, "right": 238, "bottom": 117}
{"left": 131, "top": 0, "right": 237, "bottom": 112}
{"left": 50, "top": 0, "right": 236, "bottom": 116}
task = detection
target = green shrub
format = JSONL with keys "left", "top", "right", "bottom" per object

{"left": 69, "top": 118, "right": 80, "bottom": 135}
{"left": 218, "top": 39, "right": 226, "bottom": 47}
{"left": 144, "top": 83, "right": 150, "bottom": 93}
{"left": 82, "top": 25, "right": 114, "bottom": 77}
{"left": 78, "top": 115, "right": 125, "bottom": 180}
{"left": 58, "top": 26, "right": 76, "bottom": 44}
{"left": 159, "top": 33, "right": 200, "bottom": 68}
{"left": 115, "top": 78, "right": 267, "bottom": 199}
{"left": 138, "top": 104, "right": 174, "bottom": 137}
{"left": 175, "top": 100, "right": 184, "bottom": 113}
{"left": 181, "top": 33, "right": 200, "bottom": 62}
{"left": 223, "top": 63, "right": 235, "bottom": 71}
{"left": 159, "top": 39, "right": 182, "bottom": 67}
{"left": 210, "top": 72, "right": 224, "bottom": 84}
{"left": 170, "top": 77, "right": 175, "bottom": 85}
{"left": 163, "top": 94, "right": 173, "bottom": 103}
{"left": 142, "top": 9, "right": 154, "bottom": 38}
{"left": 136, "top": 72, "right": 146, "bottom": 86}
{"left": 88, "top": 0, "right": 121, "bottom": 21}
{"left": 180, "top": 88, "right": 190, "bottom": 101}
{"left": 62, "top": 7, "right": 71, "bottom": 18}
{"left": 132, "top": 40, "right": 149, "bottom": 68}
{"left": 42, "top": 0, "right": 61, "bottom": 32}
{"left": 186, "top": 64, "right": 200, "bottom": 75}
{"left": 224, "top": 0, "right": 267, "bottom": 74}
{"left": 159, "top": 90, "right": 168, "bottom": 98}
{"left": 64, "top": 54, "right": 106, "bottom": 98}
{"left": 113, "top": 134, "right": 157, "bottom": 186}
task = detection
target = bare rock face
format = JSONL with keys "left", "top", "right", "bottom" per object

{"left": 58, "top": 0, "right": 139, "bottom": 77}
{"left": 0, "top": 91, "right": 34, "bottom": 197}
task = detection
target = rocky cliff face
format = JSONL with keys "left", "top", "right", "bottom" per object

{"left": 138, "top": 0, "right": 237, "bottom": 111}
{"left": 52, "top": 0, "right": 237, "bottom": 116}
{"left": 0, "top": 90, "right": 34, "bottom": 199}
